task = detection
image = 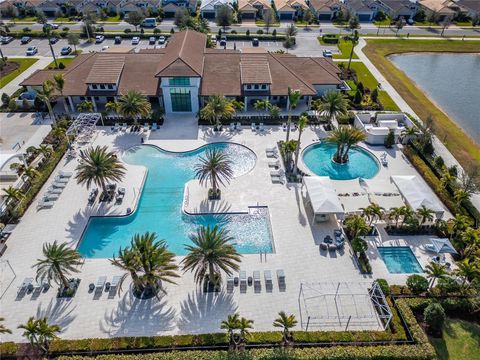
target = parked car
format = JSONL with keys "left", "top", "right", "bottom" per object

{"left": 0, "top": 36, "right": 13, "bottom": 44}
{"left": 95, "top": 35, "right": 105, "bottom": 43}
{"left": 60, "top": 46, "right": 72, "bottom": 55}
{"left": 49, "top": 37, "right": 59, "bottom": 44}
{"left": 141, "top": 18, "right": 157, "bottom": 28}
{"left": 158, "top": 36, "right": 166, "bottom": 45}
{"left": 210, "top": 35, "right": 217, "bottom": 45}
{"left": 219, "top": 36, "right": 227, "bottom": 47}
{"left": 45, "top": 23, "right": 59, "bottom": 30}
{"left": 20, "top": 36, "right": 31, "bottom": 44}
{"left": 252, "top": 38, "right": 259, "bottom": 47}
{"left": 132, "top": 36, "right": 140, "bottom": 45}
{"left": 322, "top": 50, "right": 333, "bottom": 58}
{"left": 101, "top": 45, "right": 109, "bottom": 51}
{"left": 26, "top": 46, "right": 38, "bottom": 55}
{"left": 114, "top": 36, "right": 122, "bottom": 44}
{"left": 149, "top": 36, "right": 156, "bottom": 45}
{"left": 406, "top": 18, "right": 414, "bottom": 25}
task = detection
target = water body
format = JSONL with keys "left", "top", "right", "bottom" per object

{"left": 390, "top": 53, "right": 480, "bottom": 143}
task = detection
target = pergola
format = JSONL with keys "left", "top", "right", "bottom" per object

{"left": 66, "top": 113, "right": 103, "bottom": 145}
{"left": 298, "top": 281, "right": 392, "bottom": 331}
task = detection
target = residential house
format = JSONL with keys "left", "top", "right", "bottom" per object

{"left": 343, "top": 0, "right": 379, "bottom": 21}
{"left": 37, "top": 0, "right": 62, "bottom": 16}
{"left": 119, "top": 0, "right": 162, "bottom": 15}
{"left": 454, "top": 0, "right": 479, "bottom": 18}
{"left": 308, "top": 0, "right": 343, "bottom": 20}
{"left": 20, "top": 30, "right": 344, "bottom": 115}
{"left": 418, "top": 0, "right": 460, "bottom": 20}
{"left": 376, "top": 0, "right": 418, "bottom": 19}
{"left": 238, "top": 0, "right": 272, "bottom": 19}
{"left": 162, "top": 0, "right": 196, "bottom": 17}
{"left": 275, "top": 0, "right": 308, "bottom": 20}
{"left": 200, "top": 0, "right": 235, "bottom": 19}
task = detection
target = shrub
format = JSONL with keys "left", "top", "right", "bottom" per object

{"left": 8, "top": 98, "right": 16, "bottom": 110}
{"left": 406, "top": 274, "right": 429, "bottom": 295}
{"left": 436, "top": 277, "right": 461, "bottom": 294}
{"left": 321, "top": 34, "right": 339, "bottom": 44}
{"left": 433, "top": 156, "right": 444, "bottom": 169}
{"left": 124, "top": 28, "right": 131, "bottom": 33}
{"left": 153, "top": 28, "right": 161, "bottom": 34}
{"left": 424, "top": 302, "right": 445, "bottom": 336}
{"left": 353, "top": 89, "right": 362, "bottom": 104}
{"left": 230, "top": 30, "right": 237, "bottom": 34}
{"left": 357, "top": 81, "right": 365, "bottom": 94}
{"left": 0, "top": 342, "right": 17, "bottom": 356}
{"left": 257, "top": 29, "right": 264, "bottom": 34}
{"left": 272, "top": 29, "right": 276, "bottom": 37}
{"left": 246, "top": 29, "right": 250, "bottom": 36}
{"left": 371, "top": 88, "right": 378, "bottom": 102}
{"left": 1, "top": 93, "right": 10, "bottom": 107}
{"left": 384, "top": 129, "right": 395, "bottom": 148}
{"left": 376, "top": 278, "right": 390, "bottom": 295}
{"left": 58, "top": 62, "right": 65, "bottom": 69}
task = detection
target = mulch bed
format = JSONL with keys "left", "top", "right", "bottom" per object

{"left": 1, "top": 61, "right": 20, "bottom": 77}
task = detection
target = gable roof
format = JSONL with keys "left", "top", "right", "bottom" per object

{"left": 309, "top": 0, "right": 343, "bottom": 12}
{"left": 240, "top": 55, "right": 272, "bottom": 84}
{"left": 238, "top": 0, "right": 271, "bottom": 11}
{"left": 85, "top": 55, "right": 125, "bottom": 84}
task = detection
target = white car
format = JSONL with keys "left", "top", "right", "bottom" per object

{"left": 26, "top": 46, "right": 38, "bottom": 56}
{"left": 95, "top": 35, "right": 105, "bottom": 43}
{"left": 131, "top": 36, "right": 140, "bottom": 45}
{"left": 101, "top": 45, "right": 110, "bottom": 51}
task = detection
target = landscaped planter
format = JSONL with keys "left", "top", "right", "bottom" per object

{"left": 57, "top": 278, "right": 80, "bottom": 298}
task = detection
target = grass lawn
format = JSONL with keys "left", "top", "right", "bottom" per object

{"left": 98, "top": 16, "right": 122, "bottom": 23}
{"left": 333, "top": 39, "right": 359, "bottom": 60}
{"left": 53, "top": 17, "right": 76, "bottom": 23}
{"left": 429, "top": 318, "right": 480, "bottom": 360}
{"left": 373, "top": 18, "right": 391, "bottom": 26}
{"left": 8, "top": 16, "right": 37, "bottom": 22}
{"left": 363, "top": 39, "right": 480, "bottom": 167}
{"left": 0, "top": 58, "right": 38, "bottom": 88}
{"left": 255, "top": 20, "right": 280, "bottom": 27}
{"left": 44, "top": 57, "right": 75, "bottom": 69}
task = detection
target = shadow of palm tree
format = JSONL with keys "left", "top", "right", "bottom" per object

{"left": 112, "top": 132, "right": 143, "bottom": 152}
{"left": 100, "top": 289, "right": 176, "bottom": 337}
{"left": 202, "top": 129, "right": 234, "bottom": 142}
{"left": 35, "top": 298, "right": 77, "bottom": 333}
{"left": 177, "top": 290, "right": 237, "bottom": 334}
{"left": 65, "top": 209, "right": 93, "bottom": 244}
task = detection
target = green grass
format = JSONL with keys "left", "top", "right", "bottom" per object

{"left": 98, "top": 16, "right": 122, "bottom": 23}
{"left": 429, "top": 318, "right": 480, "bottom": 360}
{"left": 373, "top": 18, "right": 391, "bottom": 26}
{"left": 333, "top": 39, "right": 358, "bottom": 60}
{"left": 255, "top": 20, "right": 280, "bottom": 27}
{"left": 0, "top": 58, "right": 38, "bottom": 88}
{"left": 53, "top": 17, "right": 76, "bottom": 23}
{"left": 7, "top": 16, "right": 37, "bottom": 22}
{"left": 44, "top": 57, "right": 75, "bottom": 69}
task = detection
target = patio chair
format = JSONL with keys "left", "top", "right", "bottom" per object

{"left": 152, "top": 123, "right": 158, "bottom": 131}
{"left": 229, "top": 123, "right": 235, "bottom": 131}
{"left": 33, "top": 279, "right": 50, "bottom": 293}
{"left": 282, "top": 123, "right": 287, "bottom": 131}
{"left": 264, "top": 270, "right": 273, "bottom": 292}
{"left": 54, "top": 176, "right": 69, "bottom": 183}
{"left": 270, "top": 169, "right": 284, "bottom": 177}
{"left": 259, "top": 123, "right": 265, "bottom": 131}
{"left": 236, "top": 122, "right": 241, "bottom": 130}
{"left": 95, "top": 276, "right": 107, "bottom": 293}
{"left": 43, "top": 193, "right": 60, "bottom": 201}
{"left": 277, "top": 270, "right": 286, "bottom": 291}
{"left": 226, "top": 274, "right": 234, "bottom": 293}
{"left": 58, "top": 170, "right": 73, "bottom": 178}
{"left": 143, "top": 123, "right": 150, "bottom": 132}
{"left": 290, "top": 123, "right": 297, "bottom": 132}
{"left": 116, "top": 192, "right": 125, "bottom": 204}
{"left": 253, "top": 271, "right": 261, "bottom": 292}
{"left": 121, "top": 123, "right": 128, "bottom": 131}
{"left": 271, "top": 175, "right": 284, "bottom": 184}
{"left": 239, "top": 271, "right": 247, "bottom": 293}
{"left": 108, "top": 275, "right": 121, "bottom": 296}
{"left": 328, "top": 244, "right": 338, "bottom": 252}
{"left": 114, "top": 123, "right": 120, "bottom": 131}
{"left": 88, "top": 189, "right": 98, "bottom": 205}
{"left": 37, "top": 199, "right": 55, "bottom": 209}
{"left": 266, "top": 146, "right": 277, "bottom": 153}
{"left": 320, "top": 242, "right": 328, "bottom": 251}
{"left": 268, "top": 160, "right": 280, "bottom": 168}
{"left": 251, "top": 123, "right": 257, "bottom": 131}
{"left": 423, "top": 243, "right": 437, "bottom": 253}
{"left": 47, "top": 187, "right": 63, "bottom": 195}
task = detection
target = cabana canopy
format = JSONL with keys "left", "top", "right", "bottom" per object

{"left": 429, "top": 238, "right": 458, "bottom": 254}
{"left": 303, "top": 176, "right": 344, "bottom": 218}
{"left": 391, "top": 176, "right": 444, "bottom": 219}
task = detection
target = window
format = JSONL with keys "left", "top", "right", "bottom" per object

{"left": 107, "top": 84, "right": 113, "bottom": 89}
{"left": 94, "top": 96, "right": 99, "bottom": 101}
{"left": 254, "top": 84, "right": 259, "bottom": 90}
{"left": 91, "top": 84, "right": 98, "bottom": 89}
{"left": 261, "top": 84, "right": 267, "bottom": 90}
{"left": 246, "top": 85, "right": 252, "bottom": 90}
{"left": 169, "top": 77, "right": 190, "bottom": 86}
{"left": 80, "top": 96, "right": 85, "bottom": 101}
{"left": 100, "top": 84, "right": 105, "bottom": 90}
{"left": 170, "top": 88, "right": 192, "bottom": 112}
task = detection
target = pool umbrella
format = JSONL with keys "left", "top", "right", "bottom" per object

{"left": 428, "top": 238, "right": 458, "bottom": 255}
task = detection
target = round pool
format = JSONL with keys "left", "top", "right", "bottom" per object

{"left": 302, "top": 143, "right": 379, "bottom": 180}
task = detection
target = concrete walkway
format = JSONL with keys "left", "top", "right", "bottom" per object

{"left": 355, "top": 38, "right": 480, "bottom": 211}
{"left": 0, "top": 56, "right": 53, "bottom": 96}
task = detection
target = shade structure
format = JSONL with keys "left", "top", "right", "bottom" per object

{"left": 429, "top": 238, "right": 458, "bottom": 254}
{"left": 359, "top": 178, "right": 405, "bottom": 210}
{"left": 391, "top": 176, "right": 445, "bottom": 219}
{"left": 303, "top": 176, "right": 344, "bottom": 220}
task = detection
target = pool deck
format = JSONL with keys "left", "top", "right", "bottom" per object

{"left": 0, "top": 122, "right": 453, "bottom": 342}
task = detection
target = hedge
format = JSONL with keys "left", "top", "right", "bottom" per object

{"left": 0, "top": 342, "right": 17, "bottom": 356}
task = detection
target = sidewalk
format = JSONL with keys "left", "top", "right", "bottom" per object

{"left": 0, "top": 56, "right": 53, "bottom": 96}
{"left": 355, "top": 38, "right": 480, "bottom": 211}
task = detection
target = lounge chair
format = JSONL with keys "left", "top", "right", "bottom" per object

{"left": 229, "top": 123, "right": 235, "bottom": 131}
{"left": 43, "top": 193, "right": 59, "bottom": 201}
{"left": 47, "top": 187, "right": 63, "bottom": 194}
{"left": 52, "top": 181, "right": 67, "bottom": 189}
{"left": 33, "top": 279, "right": 50, "bottom": 292}
{"left": 320, "top": 243, "right": 328, "bottom": 251}
{"left": 268, "top": 160, "right": 280, "bottom": 168}
{"left": 259, "top": 123, "right": 265, "bottom": 131}
{"left": 290, "top": 123, "right": 297, "bottom": 131}
{"left": 108, "top": 275, "right": 121, "bottom": 296}
{"left": 328, "top": 244, "right": 338, "bottom": 252}
{"left": 58, "top": 170, "right": 73, "bottom": 178}
{"left": 88, "top": 189, "right": 98, "bottom": 205}
{"left": 277, "top": 270, "right": 286, "bottom": 291}
{"left": 253, "top": 271, "right": 261, "bottom": 291}
{"left": 235, "top": 122, "right": 241, "bottom": 130}
{"left": 270, "top": 169, "right": 284, "bottom": 177}
{"left": 54, "top": 176, "right": 69, "bottom": 183}
{"left": 121, "top": 123, "right": 128, "bottom": 131}
{"left": 239, "top": 271, "right": 247, "bottom": 293}
{"left": 266, "top": 146, "right": 277, "bottom": 153}
{"left": 143, "top": 123, "right": 150, "bottom": 132}
{"left": 152, "top": 123, "right": 158, "bottom": 131}
{"left": 226, "top": 274, "right": 234, "bottom": 293}
{"left": 18, "top": 278, "right": 34, "bottom": 295}
{"left": 271, "top": 176, "right": 284, "bottom": 184}
{"left": 116, "top": 192, "right": 124, "bottom": 204}
{"left": 95, "top": 276, "right": 107, "bottom": 293}
{"left": 37, "top": 199, "right": 55, "bottom": 209}
{"left": 264, "top": 270, "right": 273, "bottom": 292}
{"left": 114, "top": 123, "right": 120, "bottom": 131}
{"left": 282, "top": 123, "right": 287, "bottom": 131}
{"left": 251, "top": 123, "right": 257, "bottom": 131}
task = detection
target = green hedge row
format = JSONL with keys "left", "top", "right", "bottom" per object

{"left": 0, "top": 342, "right": 16, "bottom": 356}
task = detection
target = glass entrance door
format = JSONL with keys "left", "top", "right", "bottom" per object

{"left": 170, "top": 88, "right": 192, "bottom": 112}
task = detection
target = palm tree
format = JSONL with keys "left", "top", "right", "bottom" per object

{"left": 280, "top": 139, "right": 297, "bottom": 170}
{"left": 424, "top": 262, "right": 447, "bottom": 289}
{"left": 253, "top": 99, "right": 270, "bottom": 119}
{"left": 400, "top": 205, "right": 415, "bottom": 228}
{"left": 37, "top": 80, "right": 56, "bottom": 124}
{"left": 325, "top": 126, "right": 367, "bottom": 164}
{"left": 343, "top": 214, "right": 369, "bottom": 238}
{"left": 22, "top": 166, "right": 39, "bottom": 183}
{"left": 388, "top": 207, "right": 404, "bottom": 228}
{"left": 220, "top": 313, "right": 240, "bottom": 348}
{"left": 117, "top": 90, "right": 151, "bottom": 124}
{"left": 200, "top": 95, "right": 235, "bottom": 130}
{"left": 18, "top": 317, "right": 60, "bottom": 353}
{"left": 440, "top": 167, "right": 455, "bottom": 188}
{"left": 237, "top": 317, "right": 254, "bottom": 345}
{"left": 111, "top": 232, "right": 179, "bottom": 297}
{"left": 292, "top": 115, "right": 308, "bottom": 176}
{"left": 360, "top": 203, "right": 384, "bottom": 226}
{"left": 351, "top": 237, "right": 368, "bottom": 256}
{"left": 182, "top": 225, "right": 241, "bottom": 288}
{"left": 194, "top": 148, "right": 233, "bottom": 199}
{"left": 33, "top": 241, "right": 83, "bottom": 289}
{"left": 453, "top": 188, "right": 469, "bottom": 209}
{"left": 273, "top": 311, "right": 297, "bottom": 345}
{"left": 458, "top": 227, "right": 480, "bottom": 259}
{"left": 75, "top": 145, "right": 126, "bottom": 193}
{"left": 0, "top": 317, "right": 11, "bottom": 334}
{"left": 2, "top": 186, "right": 24, "bottom": 206}
{"left": 269, "top": 104, "right": 281, "bottom": 119}
{"left": 53, "top": 73, "right": 69, "bottom": 114}
{"left": 76, "top": 100, "right": 93, "bottom": 112}
{"left": 400, "top": 126, "right": 418, "bottom": 143}
{"left": 454, "top": 258, "right": 479, "bottom": 285}
{"left": 417, "top": 205, "right": 435, "bottom": 225}
{"left": 347, "top": 30, "right": 359, "bottom": 71}
{"left": 38, "top": 144, "right": 53, "bottom": 157}
{"left": 448, "top": 214, "right": 472, "bottom": 239}
{"left": 285, "top": 87, "right": 302, "bottom": 142}
{"left": 105, "top": 101, "right": 118, "bottom": 114}
{"left": 312, "top": 90, "right": 349, "bottom": 127}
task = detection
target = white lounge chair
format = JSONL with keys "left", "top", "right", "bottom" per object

{"left": 47, "top": 187, "right": 63, "bottom": 194}
{"left": 109, "top": 275, "right": 121, "bottom": 296}
{"left": 18, "top": 278, "right": 34, "bottom": 295}
{"left": 37, "top": 199, "right": 54, "bottom": 209}
{"left": 229, "top": 123, "right": 235, "bottom": 131}
{"left": 239, "top": 271, "right": 247, "bottom": 293}
{"left": 253, "top": 271, "right": 261, "bottom": 292}
{"left": 143, "top": 123, "right": 150, "bottom": 132}
{"left": 152, "top": 123, "right": 158, "bottom": 131}
{"left": 113, "top": 123, "right": 120, "bottom": 131}
{"left": 235, "top": 122, "right": 241, "bottom": 130}
{"left": 266, "top": 146, "right": 277, "bottom": 153}
{"left": 282, "top": 123, "right": 287, "bottom": 131}
{"left": 251, "top": 123, "right": 257, "bottom": 131}
{"left": 58, "top": 170, "right": 73, "bottom": 178}
{"left": 271, "top": 176, "right": 284, "bottom": 184}
{"left": 277, "top": 269, "right": 286, "bottom": 290}
{"left": 54, "top": 176, "right": 69, "bottom": 183}
{"left": 52, "top": 181, "right": 67, "bottom": 188}
{"left": 259, "top": 123, "right": 265, "bottom": 131}
{"left": 43, "top": 193, "right": 59, "bottom": 201}
{"left": 121, "top": 123, "right": 128, "bottom": 131}
{"left": 270, "top": 169, "right": 284, "bottom": 177}
{"left": 95, "top": 276, "right": 107, "bottom": 293}
{"left": 268, "top": 160, "right": 280, "bottom": 168}
{"left": 226, "top": 274, "right": 234, "bottom": 293}
{"left": 264, "top": 270, "right": 272, "bottom": 290}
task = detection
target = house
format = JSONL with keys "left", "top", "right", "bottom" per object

{"left": 418, "top": 0, "right": 460, "bottom": 19}
{"left": 376, "top": 0, "right": 418, "bottom": 19}
{"left": 343, "top": 0, "right": 378, "bottom": 21}
{"left": 37, "top": 0, "right": 62, "bottom": 16}
{"left": 200, "top": 0, "right": 235, "bottom": 18}
{"left": 162, "top": 0, "right": 196, "bottom": 17}
{"left": 308, "top": 0, "right": 343, "bottom": 20}
{"left": 238, "top": 0, "right": 272, "bottom": 19}
{"left": 20, "top": 30, "right": 344, "bottom": 115}
{"left": 454, "top": 0, "right": 479, "bottom": 18}
{"left": 119, "top": 0, "right": 162, "bottom": 14}
{"left": 275, "top": 0, "right": 308, "bottom": 20}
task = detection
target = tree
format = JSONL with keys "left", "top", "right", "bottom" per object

{"left": 417, "top": 205, "right": 434, "bottom": 225}
{"left": 111, "top": 232, "right": 179, "bottom": 297}
{"left": 67, "top": 32, "right": 79, "bottom": 53}
{"left": 200, "top": 95, "right": 236, "bottom": 130}
{"left": 384, "top": 129, "right": 395, "bottom": 148}
{"left": 174, "top": 8, "right": 190, "bottom": 29}
{"left": 424, "top": 303, "right": 445, "bottom": 336}
{"left": 182, "top": 225, "right": 241, "bottom": 288}
{"left": 269, "top": 105, "right": 280, "bottom": 118}
{"left": 37, "top": 80, "right": 56, "bottom": 124}
{"left": 253, "top": 99, "right": 270, "bottom": 118}
{"left": 280, "top": 139, "right": 297, "bottom": 167}
{"left": 285, "top": 23, "right": 298, "bottom": 37}
{"left": 440, "top": 15, "right": 452, "bottom": 36}
{"left": 216, "top": 4, "right": 233, "bottom": 32}
{"left": 282, "top": 35, "right": 295, "bottom": 53}
{"left": 273, "top": 311, "right": 297, "bottom": 345}
{"left": 53, "top": 73, "right": 69, "bottom": 113}
{"left": 2, "top": 185, "right": 24, "bottom": 206}
{"left": 406, "top": 274, "right": 429, "bottom": 295}
{"left": 344, "top": 214, "right": 369, "bottom": 238}
{"left": 75, "top": 145, "right": 126, "bottom": 193}
{"left": 459, "top": 227, "right": 480, "bottom": 258}
{"left": 303, "top": 9, "right": 314, "bottom": 29}
{"left": 33, "top": 241, "right": 82, "bottom": 289}
{"left": 18, "top": 317, "right": 60, "bottom": 353}
{"left": 22, "top": 166, "right": 39, "bottom": 183}
{"left": 453, "top": 188, "right": 469, "bottom": 209}
{"left": 388, "top": 207, "right": 404, "bottom": 228}
{"left": 360, "top": 203, "right": 384, "bottom": 226}
{"left": 237, "top": 317, "right": 254, "bottom": 345}
{"left": 105, "top": 101, "right": 118, "bottom": 113}
{"left": 347, "top": 30, "right": 359, "bottom": 71}
{"left": 351, "top": 237, "right": 368, "bottom": 256}
{"left": 117, "top": 90, "right": 151, "bottom": 124}
{"left": 325, "top": 126, "right": 367, "bottom": 164}
{"left": 348, "top": 16, "right": 359, "bottom": 33}
{"left": 77, "top": 100, "right": 93, "bottom": 112}
{"left": 263, "top": 8, "right": 275, "bottom": 34}
{"left": 220, "top": 313, "right": 240, "bottom": 349}
{"left": 458, "top": 165, "right": 480, "bottom": 196}
{"left": 440, "top": 166, "right": 455, "bottom": 188}
{"left": 454, "top": 258, "right": 479, "bottom": 285}
{"left": 292, "top": 115, "right": 308, "bottom": 176}
{"left": 395, "top": 17, "right": 404, "bottom": 36}
{"left": 312, "top": 90, "right": 349, "bottom": 127}
{"left": 425, "top": 262, "right": 447, "bottom": 289}
{"left": 0, "top": 317, "right": 11, "bottom": 334}
{"left": 36, "top": 10, "right": 47, "bottom": 25}
{"left": 82, "top": 11, "right": 97, "bottom": 41}
{"left": 126, "top": 10, "right": 144, "bottom": 31}
{"left": 194, "top": 148, "right": 233, "bottom": 199}
{"left": 285, "top": 87, "right": 302, "bottom": 142}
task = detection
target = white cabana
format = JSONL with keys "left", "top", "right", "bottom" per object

{"left": 359, "top": 178, "right": 405, "bottom": 210}
{"left": 391, "top": 175, "right": 445, "bottom": 219}
{"left": 427, "top": 238, "right": 458, "bottom": 254}
{"left": 334, "top": 179, "right": 371, "bottom": 213}
{"left": 303, "top": 176, "right": 345, "bottom": 222}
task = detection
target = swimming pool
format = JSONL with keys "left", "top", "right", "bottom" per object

{"left": 78, "top": 143, "right": 274, "bottom": 258}
{"left": 302, "top": 143, "right": 379, "bottom": 180}
{"left": 378, "top": 247, "right": 423, "bottom": 274}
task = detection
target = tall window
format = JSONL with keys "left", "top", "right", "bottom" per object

{"left": 170, "top": 88, "right": 192, "bottom": 112}
{"left": 169, "top": 77, "right": 190, "bottom": 86}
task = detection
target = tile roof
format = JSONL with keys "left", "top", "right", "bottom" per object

{"left": 240, "top": 55, "right": 272, "bottom": 84}
{"left": 275, "top": 0, "right": 308, "bottom": 12}
{"left": 309, "top": 0, "right": 343, "bottom": 11}
{"left": 85, "top": 55, "right": 125, "bottom": 84}
{"left": 238, "top": 0, "right": 271, "bottom": 11}
{"left": 20, "top": 69, "right": 63, "bottom": 87}
{"left": 457, "top": 0, "right": 480, "bottom": 12}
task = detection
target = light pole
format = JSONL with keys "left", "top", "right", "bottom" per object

{"left": 48, "top": 41, "right": 58, "bottom": 68}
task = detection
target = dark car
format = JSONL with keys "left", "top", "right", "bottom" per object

{"left": 1, "top": 36, "right": 13, "bottom": 44}
{"left": 49, "top": 37, "right": 59, "bottom": 44}
{"left": 149, "top": 36, "right": 156, "bottom": 45}
{"left": 252, "top": 38, "right": 259, "bottom": 47}
{"left": 60, "top": 46, "right": 72, "bottom": 55}
{"left": 20, "top": 36, "right": 31, "bottom": 44}
{"left": 114, "top": 36, "right": 122, "bottom": 44}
